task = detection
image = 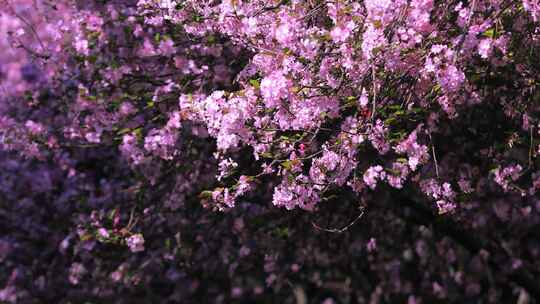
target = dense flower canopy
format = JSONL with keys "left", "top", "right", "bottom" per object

{"left": 1, "top": 0, "right": 540, "bottom": 302}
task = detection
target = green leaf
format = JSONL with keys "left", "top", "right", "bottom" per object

{"left": 108, "top": 209, "right": 117, "bottom": 220}
{"left": 249, "top": 79, "right": 261, "bottom": 89}
{"left": 199, "top": 190, "right": 213, "bottom": 199}
{"left": 281, "top": 160, "right": 293, "bottom": 170}
{"left": 261, "top": 152, "right": 273, "bottom": 158}
{"left": 483, "top": 28, "right": 495, "bottom": 38}
{"left": 118, "top": 128, "right": 132, "bottom": 135}
{"left": 80, "top": 234, "right": 93, "bottom": 241}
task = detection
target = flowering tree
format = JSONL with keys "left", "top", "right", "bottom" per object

{"left": 1, "top": 0, "right": 540, "bottom": 302}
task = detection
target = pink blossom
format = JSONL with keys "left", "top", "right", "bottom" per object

{"left": 126, "top": 234, "right": 145, "bottom": 253}
{"left": 478, "top": 39, "right": 493, "bottom": 59}
{"left": 363, "top": 165, "right": 386, "bottom": 190}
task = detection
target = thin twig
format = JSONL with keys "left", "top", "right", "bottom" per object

{"left": 253, "top": 0, "right": 289, "bottom": 17}
{"left": 312, "top": 207, "right": 365, "bottom": 233}
{"left": 11, "top": 8, "right": 48, "bottom": 54}
{"left": 428, "top": 130, "right": 440, "bottom": 179}
{"left": 529, "top": 125, "right": 534, "bottom": 168}
{"left": 370, "top": 66, "right": 377, "bottom": 122}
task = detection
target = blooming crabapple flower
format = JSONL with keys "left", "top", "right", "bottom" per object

{"left": 166, "top": 111, "right": 182, "bottom": 129}
{"left": 198, "top": 91, "right": 254, "bottom": 151}
{"left": 272, "top": 185, "right": 295, "bottom": 209}
{"left": 211, "top": 187, "right": 236, "bottom": 209}
{"left": 158, "top": 0, "right": 176, "bottom": 12}
{"left": 97, "top": 228, "right": 109, "bottom": 239}
{"left": 272, "top": 175, "right": 320, "bottom": 210}
{"left": 265, "top": 274, "right": 277, "bottom": 287}
{"left": 367, "top": 238, "right": 377, "bottom": 252}
{"left": 298, "top": 143, "right": 306, "bottom": 155}
{"left": 409, "top": 0, "right": 434, "bottom": 32}
{"left": 361, "top": 25, "right": 385, "bottom": 60}
{"left": 363, "top": 165, "right": 386, "bottom": 190}
{"left": 386, "top": 162, "right": 410, "bottom": 189}
{"left": 217, "top": 158, "right": 238, "bottom": 181}
{"left": 523, "top": 0, "right": 540, "bottom": 21}
{"left": 274, "top": 13, "right": 297, "bottom": 45}
{"left": 235, "top": 175, "right": 252, "bottom": 196}
{"left": 158, "top": 39, "right": 176, "bottom": 56}
{"left": 368, "top": 120, "right": 390, "bottom": 154}
{"left": 260, "top": 71, "right": 290, "bottom": 108}
{"left": 493, "top": 164, "right": 523, "bottom": 191}
{"left": 239, "top": 246, "right": 251, "bottom": 257}
{"left": 309, "top": 149, "right": 354, "bottom": 189}
{"left": 68, "top": 263, "right": 87, "bottom": 285}
{"left": 395, "top": 129, "right": 429, "bottom": 171}
{"left": 420, "top": 179, "right": 457, "bottom": 212}
{"left": 478, "top": 39, "right": 493, "bottom": 59}
{"left": 119, "top": 102, "right": 136, "bottom": 116}
{"left": 110, "top": 267, "right": 125, "bottom": 282}
{"left": 143, "top": 128, "right": 178, "bottom": 160}
{"left": 421, "top": 179, "right": 455, "bottom": 200}
{"left": 359, "top": 88, "right": 369, "bottom": 108}
{"left": 13, "top": 28, "right": 25, "bottom": 37}
{"left": 436, "top": 200, "right": 456, "bottom": 214}
{"left": 25, "top": 120, "right": 45, "bottom": 135}
{"left": 438, "top": 65, "right": 465, "bottom": 92}
{"left": 120, "top": 133, "right": 145, "bottom": 165}
{"left": 231, "top": 287, "right": 243, "bottom": 298}
{"left": 458, "top": 179, "right": 473, "bottom": 193}
{"left": 437, "top": 95, "right": 456, "bottom": 117}
{"left": 261, "top": 163, "right": 275, "bottom": 174}
{"left": 126, "top": 234, "right": 145, "bottom": 253}
{"left": 85, "top": 131, "right": 101, "bottom": 144}
{"left": 74, "top": 35, "right": 89, "bottom": 56}
{"left": 330, "top": 21, "right": 355, "bottom": 43}
{"left": 243, "top": 17, "right": 258, "bottom": 36}
{"left": 322, "top": 298, "right": 336, "bottom": 304}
